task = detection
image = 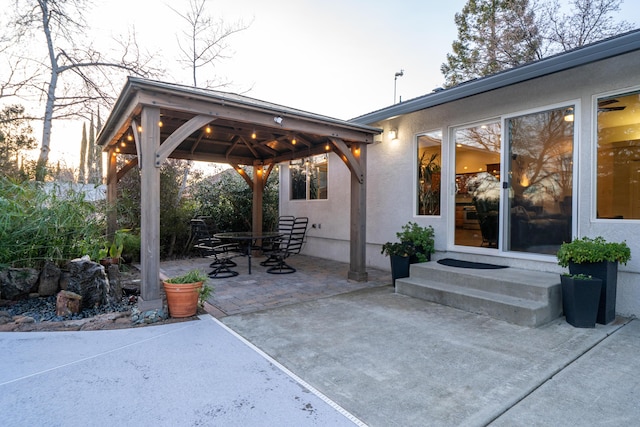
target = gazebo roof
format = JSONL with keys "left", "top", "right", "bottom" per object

{"left": 97, "top": 77, "right": 381, "bottom": 166}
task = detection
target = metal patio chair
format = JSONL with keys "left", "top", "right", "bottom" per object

{"left": 265, "top": 216, "right": 309, "bottom": 274}
{"left": 260, "top": 215, "right": 296, "bottom": 267}
{"left": 189, "top": 218, "right": 240, "bottom": 278}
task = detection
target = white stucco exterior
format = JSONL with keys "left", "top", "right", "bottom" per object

{"left": 281, "top": 36, "right": 640, "bottom": 318}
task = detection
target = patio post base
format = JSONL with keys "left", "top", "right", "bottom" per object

{"left": 348, "top": 270, "right": 368, "bottom": 282}
{"left": 137, "top": 297, "right": 163, "bottom": 311}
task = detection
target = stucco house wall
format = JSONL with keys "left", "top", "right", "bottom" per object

{"left": 281, "top": 44, "right": 640, "bottom": 318}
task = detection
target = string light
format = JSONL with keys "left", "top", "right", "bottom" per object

{"left": 205, "top": 125, "right": 212, "bottom": 134}
{"left": 158, "top": 120, "right": 163, "bottom": 127}
{"left": 127, "top": 134, "right": 133, "bottom": 141}
{"left": 251, "top": 129, "right": 257, "bottom": 139}
{"left": 291, "top": 137, "right": 297, "bottom": 145}
{"left": 137, "top": 125, "right": 142, "bottom": 132}
{"left": 325, "top": 143, "right": 330, "bottom": 151}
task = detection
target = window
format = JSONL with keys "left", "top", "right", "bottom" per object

{"left": 597, "top": 90, "right": 640, "bottom": 219}
{"left": 290, "top": 154, "right": 328, "bottom": 200}
{"left": 417, "top": 131, "right": 442, "bottom": 215}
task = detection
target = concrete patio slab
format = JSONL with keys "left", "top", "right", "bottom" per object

{"left": 221, "top": 286, "right": 633, "bottom": 427}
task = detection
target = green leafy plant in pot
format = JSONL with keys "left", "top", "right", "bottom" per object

{"left": 381, "top": 222, "right": 435, "bottom": 285}
{"left": 396, "top": 222, "right": 435, "bottom": 263}
{"left": 557, "top": 236, "right": 631, "bottom": 325}
{"left": 163, "top": 269, "right": 211, "bottom": 318}
{"left": 98, "top": 229, "right": 131, "bottom": 267}
{"left": 381, "top": 241, "right": 415, "bottom": 286}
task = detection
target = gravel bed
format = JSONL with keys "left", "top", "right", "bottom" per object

{"left": 4, "top": 296, "right": 134, "bottom": 323}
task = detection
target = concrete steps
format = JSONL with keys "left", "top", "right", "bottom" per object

{"left": 395, "top": 261, "right": 562, "bottom": 327}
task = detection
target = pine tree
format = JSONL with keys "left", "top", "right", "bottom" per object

{"left": 95, "top": 106, "right": 103, "bottom": 181}
{"left": 441, "top": 0, "right": 542, "bottom": 87}
{"left": 79, "top": 122, "right": 87, "bottom": 183}
{"left": 87, "top": 113, "right": 98, "bottom": 184}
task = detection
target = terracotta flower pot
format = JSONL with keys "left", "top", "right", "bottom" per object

{"left": 163, "top": 281, "right": 203, "bottom": 318}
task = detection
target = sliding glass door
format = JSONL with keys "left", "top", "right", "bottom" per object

{"left": 453, "top": 121, "right": 501, "bottom": 248}
{"left": 505, "top": 106, "right": 574, "bottom": 254}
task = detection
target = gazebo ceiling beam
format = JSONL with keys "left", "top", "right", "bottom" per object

{"left": 225, "top": 135, "right": 241, "bottom": 158}
{"left": 136, "top": 91, "right": 376, "bottom": 144}
{"left": 241, "top": 136, "right": 261, "bottom": 158}
{"left": 254, "top": 140, "right": 279, "bottom": 156}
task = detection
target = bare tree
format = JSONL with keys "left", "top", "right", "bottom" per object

{"left": 543, "top": 0, "right": 633, "bottom": 51}
{"left": 170, "top": 0, "right": 251, "bottom": 88}
{"left": 7, "top": 0, "right": 160, "bottom": 181}
{"left": 168, "top": 0, "right": 251, "bottom": 204}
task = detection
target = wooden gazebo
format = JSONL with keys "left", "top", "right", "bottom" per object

{"left": 96, "top": 77, "right": 381, "bottom": 310}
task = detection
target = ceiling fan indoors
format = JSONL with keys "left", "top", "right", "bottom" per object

{"left": 598, "top": 98, "right": 626, "bottom": 113}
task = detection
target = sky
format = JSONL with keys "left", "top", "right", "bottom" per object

{"left": 13, "top": 0, "right": 640, "bottom": 168}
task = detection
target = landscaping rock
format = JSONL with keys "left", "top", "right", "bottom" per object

{"left": 38, "top": 261, "right": 61, "bottom": 297}
{"left": 0, "top": 267, "right": 40, "bottom": 300}
{"left": 0, "top": 310, "right": 13, "bottom": 325}
{"left": 106, "top": 264, "right": 122, "bottom": 302}
{"left": 56, "top": 290, "right": 82, "bottom": 316}
{"left": 66, "top": 256, "right": 110, "bottom": 309}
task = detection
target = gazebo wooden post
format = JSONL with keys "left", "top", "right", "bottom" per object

{"left": 252, "top": 163, "right": 264, "bottom": 235}
{"left": 349, "top": 143, "right": 368, "bottom": 281}
{"left": 138, "top": 106, "right": 163, "bottom": 310}
{"left": 106, "top": 146, "right": 118, "bottom": 236}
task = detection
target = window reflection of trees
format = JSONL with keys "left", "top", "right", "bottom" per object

{"left": 508, "top": 108, "right": 573, "bottom": 207}
{"left": 456, "top": 123, "right": 501, "bottom": 152}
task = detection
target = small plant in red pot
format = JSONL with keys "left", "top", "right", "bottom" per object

{"left": 163, "top": 270, "right": 210, "bottom": 318}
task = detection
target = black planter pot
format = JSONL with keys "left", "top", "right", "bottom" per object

{"left": 569, "top": 261, "right": 618, "bottom": 325}
{"left": 561, "top": 275, "right": 602, "bottom": 328}
{"left": 390, "top": 255, "right": 410, "bottom": 286}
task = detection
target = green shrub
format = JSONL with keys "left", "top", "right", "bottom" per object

{"left": 557, "top": 236, "right": 631, "bottom": 267}
{"left": 0, "top": 178, "right": 104, "bottom": 268}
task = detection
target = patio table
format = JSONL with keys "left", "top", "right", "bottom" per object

{"left": 214, "top": 231, "right": 282, "bottom": 274}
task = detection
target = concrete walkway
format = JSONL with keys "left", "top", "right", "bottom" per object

{"left": 0, "top": 315, "right": 362, "bottom": 426}
{"left": 3, "top": 255, "right": 639, "bottom": 426}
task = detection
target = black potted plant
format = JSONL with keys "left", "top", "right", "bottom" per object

{"left": 381, "top": 241, "right": 415, "bottom": 286}
{"left": 559, "top": 273, "right": 602, "bottom": 328}
{"left": 382, "top": 222, "right": 435, "bottom": 285}
{"left": 557, "top": 236, "right": 631, "bottom": 324}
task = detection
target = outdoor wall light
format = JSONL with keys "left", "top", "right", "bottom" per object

{"left": 274, "top": 116, "right": 283, "bottom": 125}
{"left": 389, "top": 129, "right": 398, "bottom": 140}
{"left": 564, "top": 107, "right": 575, "bottom": 122}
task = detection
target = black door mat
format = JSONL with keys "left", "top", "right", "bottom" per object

{"left": 437, "top": 258, "right": 508, "bottom": 269}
